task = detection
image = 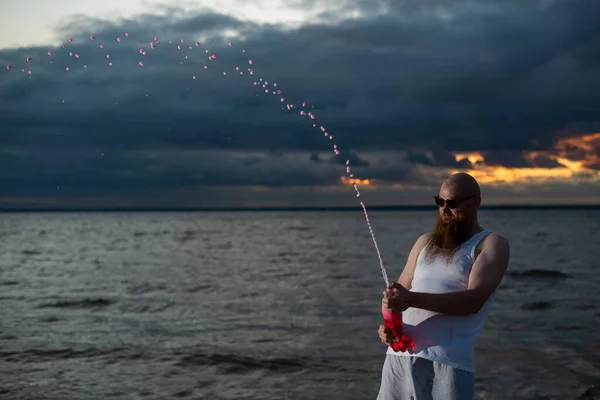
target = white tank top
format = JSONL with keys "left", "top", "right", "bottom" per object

{"left": 386, "top": 229, "right": 495, "bottom": 372}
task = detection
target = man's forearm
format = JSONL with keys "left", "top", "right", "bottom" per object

{"left": 408, "top": 289, "right": 483, "bottom": 316}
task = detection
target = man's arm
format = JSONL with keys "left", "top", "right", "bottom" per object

{"left": 397, "top": 233, "right": 431, "bottom": 290}
{"left": 408, "top": 233, "right": 510, "bottom": 316}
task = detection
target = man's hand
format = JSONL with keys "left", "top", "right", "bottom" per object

{"left": 382, "top": 282, "right": 412, "bottom": 313}
{"left": 378, "top": 324, "right": 397, "bottom": 346}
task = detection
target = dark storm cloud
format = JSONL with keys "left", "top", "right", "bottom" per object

{"left": 479, "top": 150, "right": 562, "bottom": 169}
{"left": 1, "top": 0, "right": 600, "bottom": 198}
{"left": 406, "top": 150, "right": 472, "bottom": 168}
{"left": 309, "top": 150, "right": 370, "bottom": 166}
{"left": 0, "top": 146, "right": 347, "bottom": 198}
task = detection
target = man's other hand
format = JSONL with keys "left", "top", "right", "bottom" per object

{"left": 378, "top": 324, "right": 397, "bottom": 346}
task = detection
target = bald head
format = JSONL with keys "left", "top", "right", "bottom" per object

{"left": 442, "top": 172, "right": 481, "bottom": 199}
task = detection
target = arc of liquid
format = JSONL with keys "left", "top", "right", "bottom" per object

{"left": 3, "top": 34, "right": 391, "bottom": 286}
{"left": 360, "top": 202, "right": 389, "bottom": 287}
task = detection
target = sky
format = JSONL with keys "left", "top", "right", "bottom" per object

{"left": 1, "top": 0, "right": 600, "bottom": 209}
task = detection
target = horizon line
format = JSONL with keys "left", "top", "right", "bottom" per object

{"left": 1, "top": 204, "right": 599, "bottom": 213}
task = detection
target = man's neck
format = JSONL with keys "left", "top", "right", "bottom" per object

{"left": 468, "top": 222, "right": 483, "bottom": 236}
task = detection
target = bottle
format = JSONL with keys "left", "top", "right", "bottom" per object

{"left": 381, "top": 304, "right": 415, "bottom": 352}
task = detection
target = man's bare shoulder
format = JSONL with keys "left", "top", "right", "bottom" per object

{"left": 482, "top": 232, "right": 510, "bottom": 252}
{"left": 415, "top": 232, "right": 433, "bottom": 248}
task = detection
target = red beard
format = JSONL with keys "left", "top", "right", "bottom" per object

{"left": 425, "top": 214, "right": 474, "bottom": 262}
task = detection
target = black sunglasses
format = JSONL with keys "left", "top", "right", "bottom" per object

{"left": 434, "top": 195, "right": 476, "bottom": 209}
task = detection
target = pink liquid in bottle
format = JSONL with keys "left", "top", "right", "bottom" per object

{"left": 382, "top": 304, "right": 415, "bottom": 352}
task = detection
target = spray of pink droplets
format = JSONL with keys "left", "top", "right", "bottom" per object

{"left": 2, "top": 33, "right": 390, "bottom": 286}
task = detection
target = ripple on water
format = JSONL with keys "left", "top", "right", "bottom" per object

{"left": 36, "top": 298, "right": 116, "bottom": 310}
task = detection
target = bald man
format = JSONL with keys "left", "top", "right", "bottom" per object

{"left": 376, "top": 173, "right": 510, "bottom": 400}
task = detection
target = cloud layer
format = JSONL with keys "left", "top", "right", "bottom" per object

{"left": 1, "top": 0, "right": 599, "bottom": 207}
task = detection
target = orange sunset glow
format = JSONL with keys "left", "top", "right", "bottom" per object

{"left": 338, "top": 133, "right": 600, "bottom": 188}
{"left": 453, "top": 133, "right": 600, "bottom": 185}
{"left": 341, "top": 176, "right": 372, "bottom": 186}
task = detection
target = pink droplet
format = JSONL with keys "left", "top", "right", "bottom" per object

{"left": 90, "top": 36, "right": 95, "bottom": 41}
{"left": 62, "top": 45, "right": 66, "bottom": 49}
{"left": 169, "top": 40, "right": 172, "bottom": 44}
{"left": 154, "top": 36, "right": 158, "bottom": 41}
{"left": 139, "top": 62, "right": 144, "bottom": 67}
{"left": 265, "top": 89, "right": 269, "bottom": 93}
{"left": 68, "top": 38, "right": 73, "bottom": 43}
{"left": 212, "top": 54, "right": 217, "bottom": 59}
{"left": 84, "top": 65, "right": 87, "bottom": 68}
{"left": 6, "top": 64, "right": 12, "bottom": 71}
{"left": 26, "top": 56, "right": 32, "bottom": 63}
{"left": 125, "top": 32, "right": 129, "bottom": 38}
{"left": 180, "top": 38, "right": 184, "bottom": 43}
{"left": 249, "top": 60, "right": 253, "bottom": 65}
{"left": 108, "top": 62, "right": 113, "bottom": 67}
{"left": 177, "top": 45, "right": 182, "bottom": 50}
{"left": 195, "top": 42, "right": 200, "bottom": 47}
{"left": 302, "top": 102, "right": 306, "bottom": 107}
{"left": 205, "top": 49, "right": 209, "bottom": 53}
{"left": 100, "top": 44, "right": 104, "bottom": 49}
{"left": 139, "top": 48, "right": 144, "bottom": 54}
{"left": 117, "top": 37, "right": 121, "bottom": 43}
{"left": 47, "top": 51, "right": 52, "bottom": 56}
{"left": 277, "top": 90, "right": 281, "bottom": 94}
{"left": 28, "top": 70, "right": 32, "bottom": 75}
{"left": 273, "top": 83, "right": 277, "bottom": 87}
{"left": 228, "top": 42, "right": 233, "bottom": 46}
{"left": 150, "top": 42, "right": 156, "bottom": 49}
{"left": 106, "top": 54, "right": 111, "bottom": 59}
{"left": 280, "top": 98, "right": 285, "bottom": 102}
{"left": 329, "top": 135, "right": 333, "bottom": 139}
{"left": 204, "top": 66, "right": 207, "bottom": 69}
{"left": 65, "top": 67, "right": 70, "bottom": 71}
{"left": 192, "top": 75, "right": 196, "bottom": 79}
{"left": 250, "top": 70, "right": 254, "bottom": 75}
{"left": 75, "top": 54, "right": 80, "bottom": 59}
{"left": 236, "top": 67, "right": 240, "bottom": 71}
{"left": 300, "top": 111, "right": 306, "bottom": 115}
{"left": 223, "top": 72, "right": 227, "bottom": 75}
{"left": 142, "top": 51, "right": 147, "bottom": 56}
{"left": 69, "top": 52, "right": 74, "bottom": 56}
